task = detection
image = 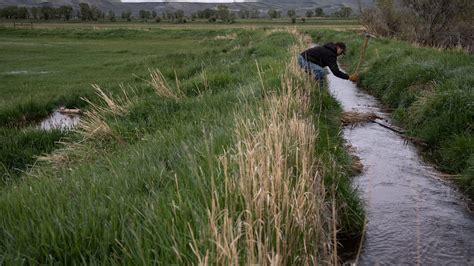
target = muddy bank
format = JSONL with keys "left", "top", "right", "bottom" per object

{"left": 327, "top": 73, "right": 474, "bottom": 264}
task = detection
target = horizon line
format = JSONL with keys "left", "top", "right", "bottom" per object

{"left": 121, "top": 0, "right": 259, "bottom": 3}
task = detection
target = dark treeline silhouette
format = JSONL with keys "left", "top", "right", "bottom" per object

{"left": 1, "top": 4, "right": 345, "bottom": 23}
{"left": 0, "top": 4, "right": 104, "bottom": 21}
{"left": 0, "top": 5, "right": 73, "bottom": 20}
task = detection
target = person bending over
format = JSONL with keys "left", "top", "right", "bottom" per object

{"left": 298, "top": 42, "right": 358, "bottom": 87}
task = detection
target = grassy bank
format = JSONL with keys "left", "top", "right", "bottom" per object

{"left": 0, "top": 28, "right": 363, "bottom": 263}
{"left": 0, "top": 127, "right": 64, "bottom": 184}
{"left": 313, "top": 30, "right": 474, "bottom": 198}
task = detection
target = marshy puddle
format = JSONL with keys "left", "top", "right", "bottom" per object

{"left": 327, "top": 73, "right": 474, "bottom": 264}
{"left": 39, "top": 110, "right": 80, "bottom": 131}
{"left": 3, "top": 70, "right": 51, "bottom": 75}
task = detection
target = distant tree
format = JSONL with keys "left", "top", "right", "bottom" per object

{"left": 315, "top": 7, "right": 324, "bottom": 17}
{"left": 1, "top": 6, "right": 18, "bottom": 19}
{"left": 306, "top": 10, "right": 314, "bottom": 18}
{"left": 268, "top": 9, "right": 281, "bottom": 18}
{"left": 17, "top": 7, "right": 29, "bottom": 19}
{"left": 79, "top": 3, "right": 92, "bottom": 21}
{"left": 139, "top": 10, "right": 151, "bottom": 20}
{"left": 58, "top": 5, "right": 73, "bottom": 20}
{"left": 287, "top": 9, "right": 296, "bottom": 18}
{"left": 198, "top": 8, "right": 216, "bottom": 19}
{"left": 151, "top": 10, "right": 157, "bottom": 18}
{"left": 31, "top": 7, "right": 39, "bottom": 19}
{"left": 40, "top": 6, "right": 54, "bottom": 20}
{"left": 122, "top": 9, "right": 132, "bottom": 21}
{"left": 108, "top": 10, "right": 116, "bottom": 22}
{"left": 174, "top": 9, "right": 184, "bottom": 20}
{"left": 334, "top": 6, "right": 352, "bottom": 18}
{"left": 163, "top": 10, "right": 173, "bottom": 20}
{"left": 90, "top": 6, "right": 102, "bottom": 21}
{"left": 250, "top": 9, "right": 259, "bottom": 18}
{"left": 238, "top": 8, "right": 250, "bottom": 19}
{"left": 217, "top": 5, "right": 230, "bottom": 21}
{"left": 291, "top": 17, "right": 296, "bottom": 23}
{"left": 229, "top": 12, "right": 237, "bottom": 23}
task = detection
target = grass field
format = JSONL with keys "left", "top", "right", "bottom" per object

{"left": 0, "top": 26, "right": 248, "bottom": 179}
{"left": 312, "top": 30, "right": 474, "bottom": 198}
{"left": 0, "top": 26, "right": 363, "bottom": 263}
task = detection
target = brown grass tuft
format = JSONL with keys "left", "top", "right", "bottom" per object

{"left": 341, "top": 111, "right": 380, "bottom": 125}
{"left": 214, "top": 33, "right": 238, "bottom": 40}
{"left": 77, "top": 84, "right": 132, "bottom": 140}
{"left": 144, "top": 68, "right": 184, "bottom": 100}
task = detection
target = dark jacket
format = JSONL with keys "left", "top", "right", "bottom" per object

{"left": 300, "top": 42, "right": 349, "bottom": 80}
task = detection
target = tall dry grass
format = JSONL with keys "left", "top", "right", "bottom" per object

{"left": 145, "top": 68, "right": 185, "bottom": 100}
{"left": 77, "top": 84, "right": 132, "bottom": 140}
{"left": 195, "top": 31, "right": 339, "bottom": 265}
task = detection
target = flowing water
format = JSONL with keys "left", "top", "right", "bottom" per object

{"left": 327, "top": 74, "right": 474, "bottom": 265}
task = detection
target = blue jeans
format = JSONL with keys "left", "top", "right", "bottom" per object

{"left": 298, "top": 55, "right": 325, "bottom": 88}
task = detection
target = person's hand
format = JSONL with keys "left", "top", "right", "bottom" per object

{"left": 349, "top": 74, "right": 359, "bottom": 82}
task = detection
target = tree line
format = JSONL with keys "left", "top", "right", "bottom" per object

{"left": 0, "top": 4, "right": 102, "bottom": 21}
{"left": 0, "top": 4, "right": 354, "bottom": 22}
{"left": 0, "top": 5, "right": 74, "bottom": 20}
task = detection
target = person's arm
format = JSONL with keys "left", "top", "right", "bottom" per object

{"left": 327, "top": 57, "right": 349, "bottom": 80}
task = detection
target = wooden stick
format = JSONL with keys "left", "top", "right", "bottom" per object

{"left": 354, "top": 36, "right": 369, "bottom": 75}
{"left": 371, "top": 119, "right": 405, "bottom": 134}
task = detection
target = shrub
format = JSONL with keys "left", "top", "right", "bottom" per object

{"left": 362, "top": 0, "right": 474, "bottom": 52}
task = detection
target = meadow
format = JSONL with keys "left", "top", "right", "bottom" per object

{"left": 0, "top": 26, "right": 363, "bottom": 263}
{"left": 0, "top": 26, "right": 247, "bottom": 180}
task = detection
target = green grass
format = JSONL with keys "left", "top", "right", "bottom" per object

{"left": 0, "top": 27, "right": 363, "bottom": 263}
{"left": 313, "top": 30, "right": 474, "bottom": 198}
{"left": 0, "top": 27, "right": 246, "bottom": 176}
{"left": 0, "top": 27, "right": 235, "bottom": 125}
{"left": 0, "top": 127, "right": 64, "bottom": 185}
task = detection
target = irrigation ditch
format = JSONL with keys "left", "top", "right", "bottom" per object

{"left": 38, "top": 107, "right": 81, "bottom": 131}
{"left": 326, "top": 71, "right": 474, "bottom": 264}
